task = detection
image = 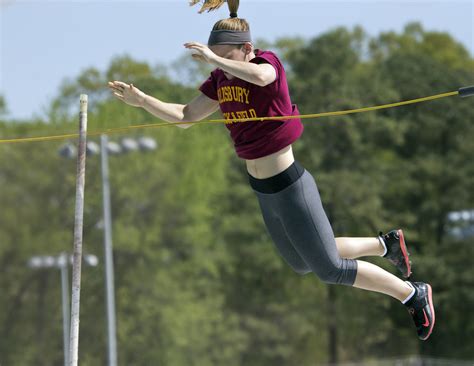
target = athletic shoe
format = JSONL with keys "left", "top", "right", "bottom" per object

{"left": 379, "top": 229, "right": 412, "bottom": 278}
{"left": 405, "top": 281, "right": 435, "bottom": 340}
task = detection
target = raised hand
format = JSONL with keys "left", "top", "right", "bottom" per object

{"left": 108, "top": 81, "right": 146, "bottom": 107}
{"left": 184, "top": 42, "right": 217, "bottom": 64}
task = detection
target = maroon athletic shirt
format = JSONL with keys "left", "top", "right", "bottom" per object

{"left": 199, "top": 49, "right": 303, "bottom": 160}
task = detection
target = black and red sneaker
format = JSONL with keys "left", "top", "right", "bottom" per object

{"left": 405, "top": 281, "right": 435, "bottom": 340}
{"left": 378, "top": 229, "right": 412, "bottom": 278}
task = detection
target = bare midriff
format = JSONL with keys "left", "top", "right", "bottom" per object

{"left": 245, "top": 145, "right": 295, "bottom": 179}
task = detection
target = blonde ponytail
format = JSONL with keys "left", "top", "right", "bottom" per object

{"left": 189, "top": 0, "right": 249, "bottom": 32}
{"left": 189, "top": 0, "right": 226, "bottom": 13}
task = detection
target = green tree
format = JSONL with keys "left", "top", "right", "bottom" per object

{"left": 0, "top": 95, "right": 7, "bottom": 117}
{"left": 1, "top": 23, "right": 473, "bottom": 365}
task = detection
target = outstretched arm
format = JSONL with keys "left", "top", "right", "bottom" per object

{"left": 108, "top": 81, "right": 219, "bottom": 129}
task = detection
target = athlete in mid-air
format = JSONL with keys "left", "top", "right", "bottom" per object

{"left": 108, "top": 0, "right": 435, "bottom": 340}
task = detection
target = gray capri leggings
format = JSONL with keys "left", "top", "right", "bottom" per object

{"left": 252, "top": 169, "right": 358, "bottom": 286}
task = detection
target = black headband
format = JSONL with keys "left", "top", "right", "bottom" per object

{"left": 208, "top": 29, "right": 252, "bottom": 46}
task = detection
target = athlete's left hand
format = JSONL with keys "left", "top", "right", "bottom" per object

{"left": 184, "top": 42, "right": 217, "bottom": 64}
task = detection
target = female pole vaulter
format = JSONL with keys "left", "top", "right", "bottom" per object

{"left": 108, "top": 0, "right": 435, "bottom": 340}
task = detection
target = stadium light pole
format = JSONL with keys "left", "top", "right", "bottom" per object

{"left": 59, "top": 135, "right": 157, "bottom": 366}
{"left": 27, "top": 253, "right": 98, "bottom": 366}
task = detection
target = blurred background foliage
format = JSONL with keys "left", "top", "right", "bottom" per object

{"left": 0, "top": 23, "right": 473, "bottom": 365}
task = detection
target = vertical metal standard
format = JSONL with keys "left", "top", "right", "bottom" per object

{"left": 69, "top": 94, "right": 88, "bottom": 366}
{"left": 60, "top": 253, "right": 70, "bottom": 366}
{"left": 100, "top": 134, "right": 118, "bottom": 366}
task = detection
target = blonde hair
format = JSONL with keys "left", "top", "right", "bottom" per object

{"left": 189, "top": 0, "right": 250, "bottom": 32}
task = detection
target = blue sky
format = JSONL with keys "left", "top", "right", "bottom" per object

{"left": 1, "top": 0, "right": 473, "bottom": 121}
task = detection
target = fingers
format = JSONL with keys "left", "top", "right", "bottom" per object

{"left": 184, "top": 42, "right": 204, "bottom": 48}
{"left": 108, "top": 85, "right": 123, "bottom": 93}
{"left": 108, "top": 81, "right": 129, "bottom": 98}
{"left": 108, "top": 81, "right": 137, "bottom": 104}
{"left": 184, "top": 42, "right": 215, "bottom": 64}
{"left": 108, "top": 81, "right": 124, "bottom": 97}
{"left": 114, "top": 81, "right": 129, "bottom": 88}
{"left": 113, "top": 92, "right": 124, "bottom": 100}
{"left": 184, "top": 42, "right": 207, "bottom": 52}
{"left": 108, "top": 81, "right": 129, "bottom": 90}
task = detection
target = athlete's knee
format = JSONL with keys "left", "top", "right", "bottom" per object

{"left": 313, "top": 267, "right": 343, "bottom": 284}
{"left": 313, "top": 259, "right": 358, "bottom": 285}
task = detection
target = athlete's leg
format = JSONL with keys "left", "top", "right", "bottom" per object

{"left": 334, "top": 237, "right": 384, "bottom": 259}
{"left": 252, "top": 164, "right": 414, "bottom": 301}
{"left": 251, "top": 162, "right": 433, "bottom": 338}
{"left": 332, "top": 237, "right": 413, "bottom": 300}
{"left": 276, "top": 171, "right": 358, "bottom": 286}
{"left": 277, "top": 170, "right": 414, "bottom": 302}
{"left": 336, "top": 231, "right": 412, "bottom": 278}
{"left": 353, "top": 260, "right": 413, "bottom": 302}
{"left": 255, "top": 192, "right": 311, "bottom": 275}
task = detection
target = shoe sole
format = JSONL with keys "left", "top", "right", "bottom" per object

{"left": 421, "top": 284, "right": 435, "bottom": 340}
{"left": 397, "top": 229, "right": 412, "bottom": 278}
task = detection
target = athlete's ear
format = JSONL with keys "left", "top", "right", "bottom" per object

{"left": 242, "top": 42, "right": 253, "bottom": 55}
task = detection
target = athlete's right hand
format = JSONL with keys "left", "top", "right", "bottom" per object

{"left": 108, "top": 81, "right": 147, "bottom": 107}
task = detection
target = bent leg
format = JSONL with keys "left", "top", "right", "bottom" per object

{"left": 255, "top": 168, "right": 413, "bottom": 303}
{"left": 335, "top": 237, "right": 385, "bottom": 259}
{"left": 278, "top": 171, "right": 358, "bottom": 285}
